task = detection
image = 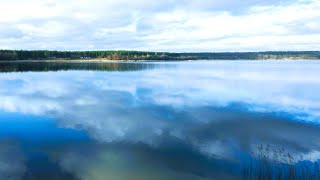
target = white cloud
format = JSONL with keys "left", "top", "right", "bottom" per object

{"left": 0, "top": 0, "right": 319, "bottom": 51}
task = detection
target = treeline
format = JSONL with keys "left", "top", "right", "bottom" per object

{"left": 0, "top": 50, "right": 319, "bottom": 61}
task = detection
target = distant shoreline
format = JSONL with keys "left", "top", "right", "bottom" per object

{"left": 0, "top": 59, "right": 152, "bottom": 63}
{"left": 0, "top": 58, "right": 318, "bottom": 63}
{"left": 1, "top": 50, "right": 319, "bottom": 62}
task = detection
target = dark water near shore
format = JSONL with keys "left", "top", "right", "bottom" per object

{"left": 0, "top": 61, "right": 320, "bottom": 180}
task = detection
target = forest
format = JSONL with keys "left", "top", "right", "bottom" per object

{"left": 0, "top": 50, "right": 319, "bottom": 61}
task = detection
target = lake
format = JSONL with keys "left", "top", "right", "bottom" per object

{"left": 0, "top": 60, "right": 320, "bottom": 180}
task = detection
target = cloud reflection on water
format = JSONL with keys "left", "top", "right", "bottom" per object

{"left": 0, "top": 140, "right": 26, "bottom": 180}
{"left": 55, "top": 142, "right": 235, "bottom": 180}
{"left": 0, "top": 61, "right": 320, "bottom": 178}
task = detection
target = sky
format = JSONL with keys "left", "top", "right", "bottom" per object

{"left": 0, "top": 0, "right": 319, "bottom": 52}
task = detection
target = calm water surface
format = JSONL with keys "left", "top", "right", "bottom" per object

{"left": 0, "top": 61, "right": 320, "bottom": 179}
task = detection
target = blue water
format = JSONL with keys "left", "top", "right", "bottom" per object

{"left": 0, "top": 61, "right": 320, "bottom": 179}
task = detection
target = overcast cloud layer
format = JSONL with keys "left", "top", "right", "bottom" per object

{"left": 0, "top": 0, "right": 319, "bottom": 51}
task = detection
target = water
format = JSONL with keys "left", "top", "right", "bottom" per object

{"left": 0, "top": 60, "right": 320, "bottom": 179}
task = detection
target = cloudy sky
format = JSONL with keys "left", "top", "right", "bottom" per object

{"left": 0, "top": 0, "right": 319, "bottom": 51}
